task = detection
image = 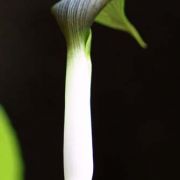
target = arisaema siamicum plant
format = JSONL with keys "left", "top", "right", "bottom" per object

{"left": 0, "top": 105, "right": 24, "bottom": 180}
{"left": 51, "top": 0, "right": 146, "bottom": 179}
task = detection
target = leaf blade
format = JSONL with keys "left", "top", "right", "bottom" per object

{"left": 0, "top": 105, "right": 24, "bottom": 180}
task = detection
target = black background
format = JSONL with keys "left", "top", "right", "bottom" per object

{"left": 0, "top": 0, "right": 180, "bottom": 179}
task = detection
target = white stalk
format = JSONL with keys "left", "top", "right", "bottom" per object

{"left": 64, "top": 43, "right": 93, "bottom": 180}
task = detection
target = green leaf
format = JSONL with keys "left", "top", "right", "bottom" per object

{"left": 95, "top": 0, "right": 147, "bottom": 48}
{"left": 0, "top": 105, "right": 24, "bottom": 180}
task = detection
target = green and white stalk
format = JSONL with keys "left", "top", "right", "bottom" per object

{"left": 64, "top": 42, "right": 93, "bottom": 179}
{"left": 61, "top": 30, "right": 94, "bottom": 180}
{"left": 52, "top": 0, "right": 146, "bottom": 179}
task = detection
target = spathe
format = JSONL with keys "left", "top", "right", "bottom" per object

{"left": 96, "top": 0, "right": 147, "bottom": 48}
{"left": 52, "top": 0, "right": 146, "bottom": 47}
